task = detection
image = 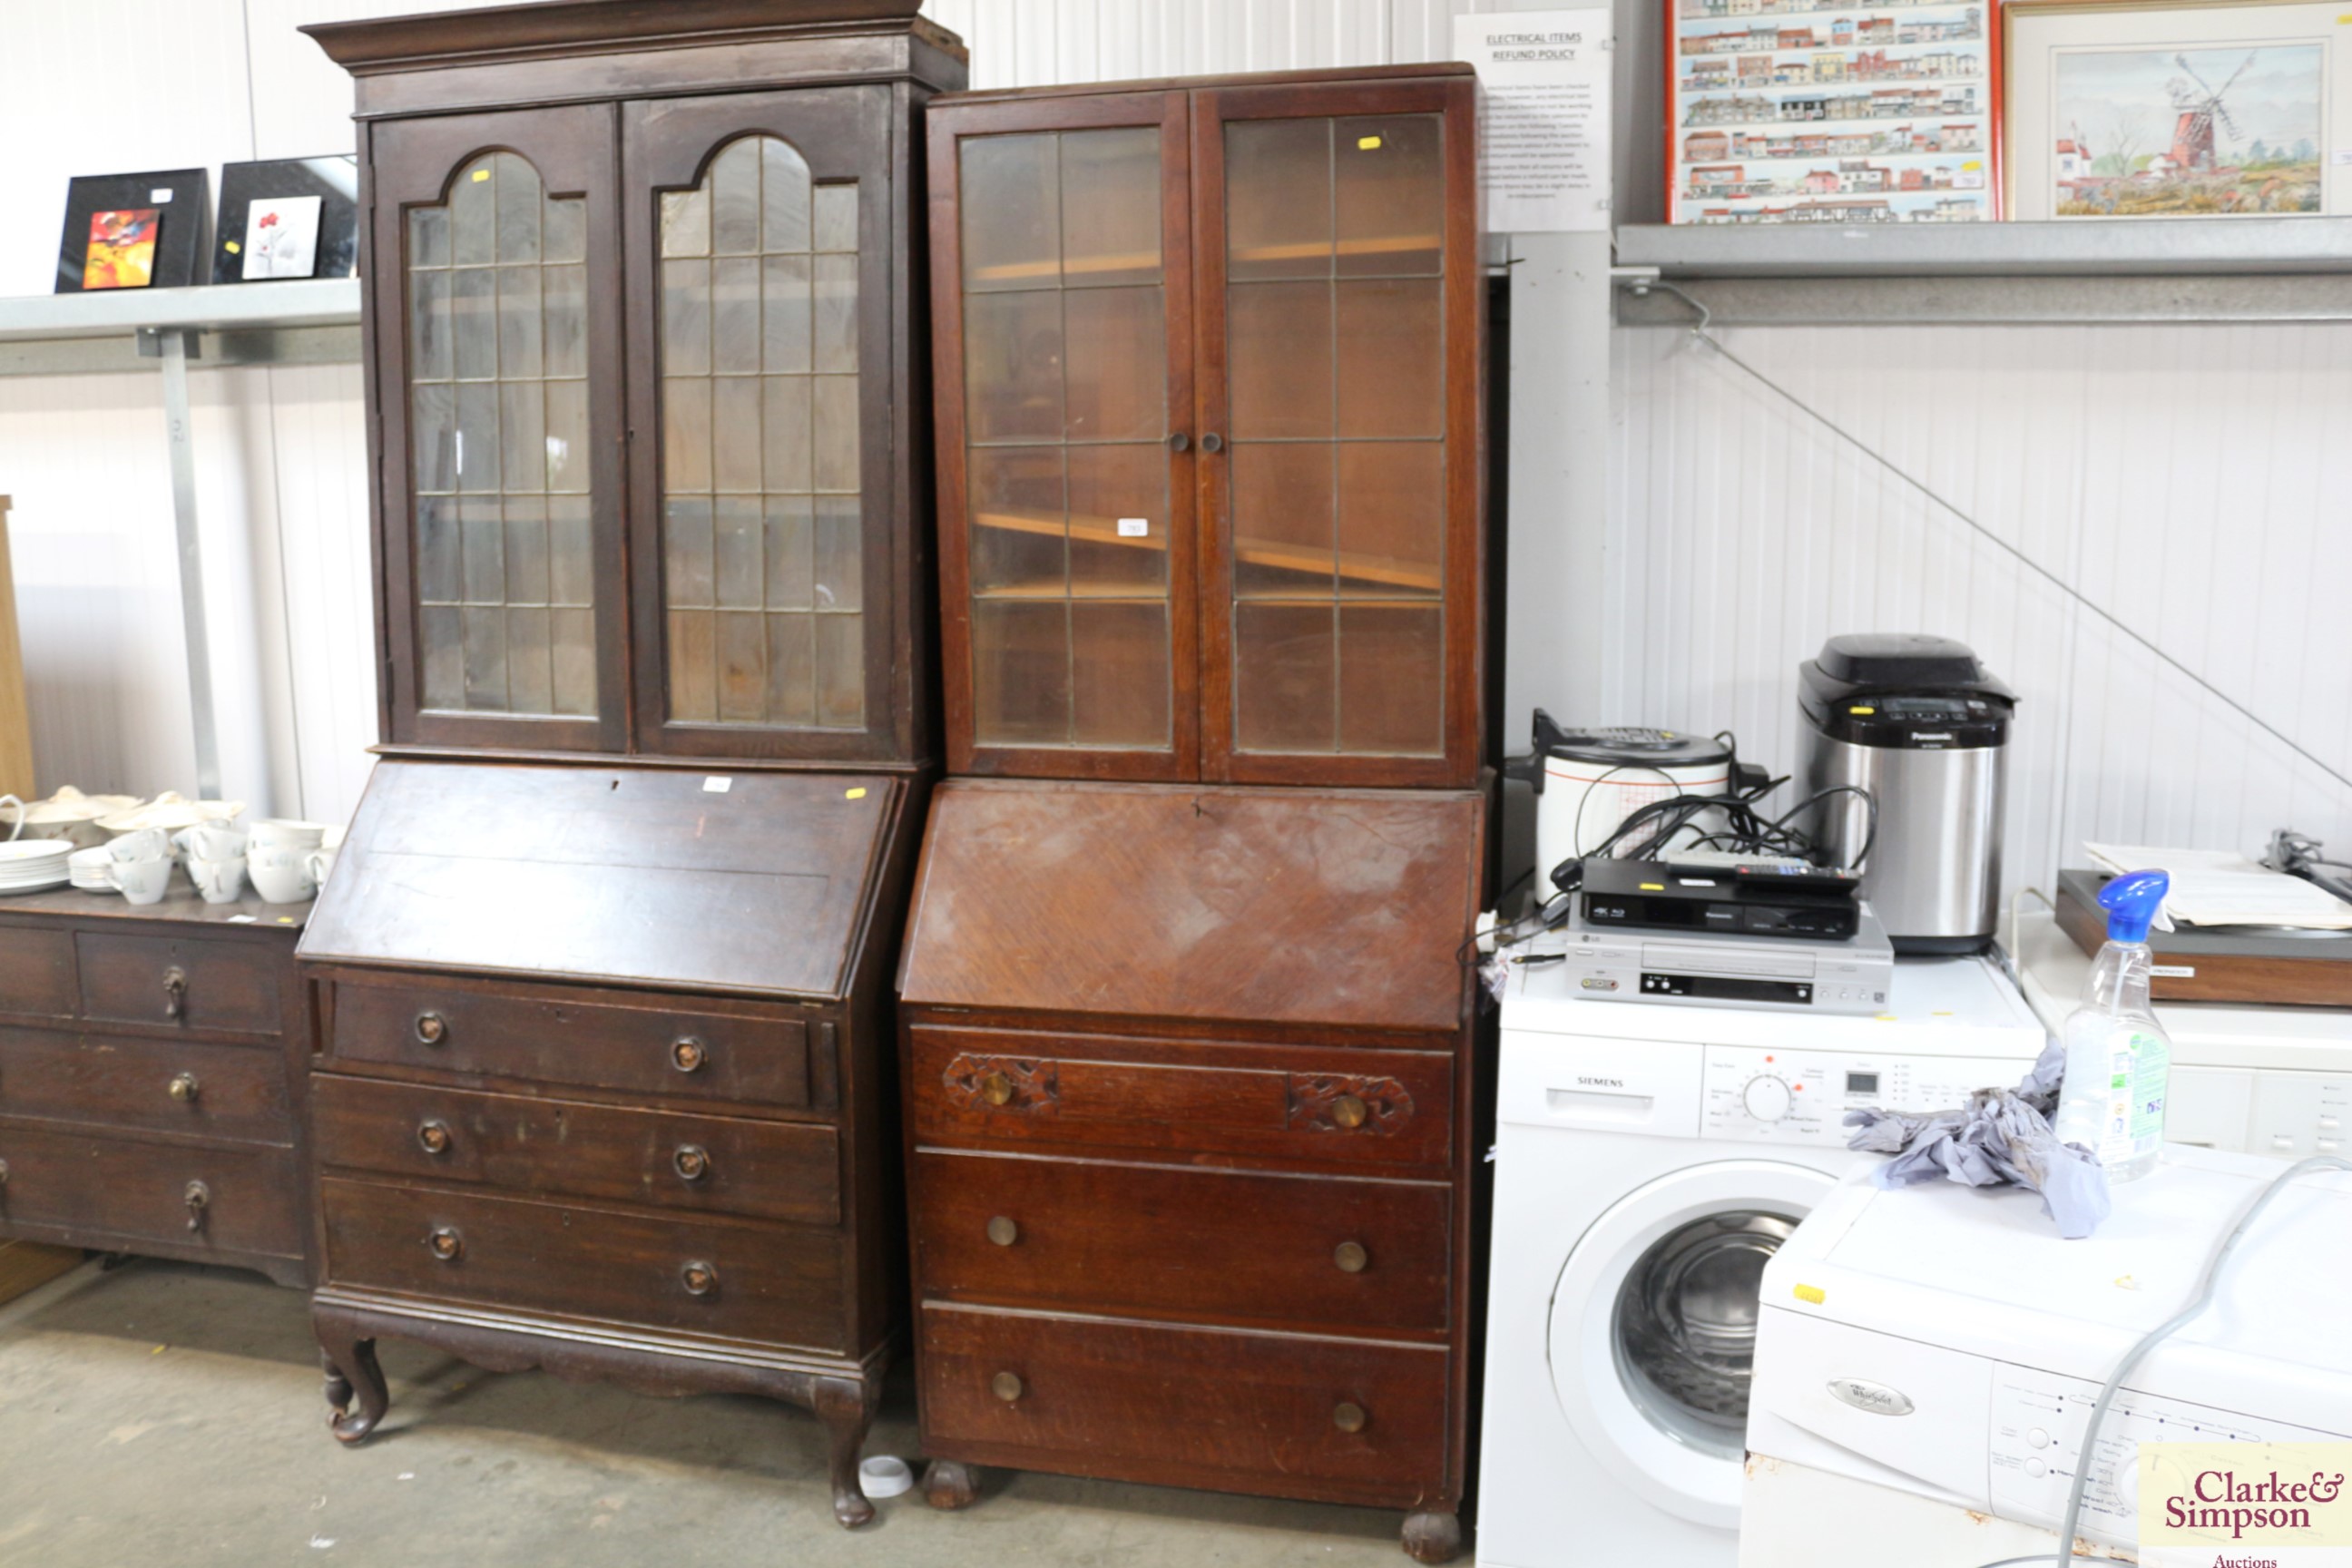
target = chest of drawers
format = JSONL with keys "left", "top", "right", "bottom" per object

{"left": 299, "top": 760, "right": 922, "bottom": 1528}
{"left": 897, "top": 779, "right": 1485, "bottom": 1562}
{"left": 0, "top": 887, "right": 312, "bottom": 1286}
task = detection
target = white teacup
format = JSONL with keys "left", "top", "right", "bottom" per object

{"left": 108, "top": 857, "right": 173, "bottom": 906}
{"left": 190, "top": 856, "right": 248, "bottom": 905}
{"left": 109, "top": 827, "right": 174, "bottom": 862}
{"left": 0, "top": 795, "right": 22, "bottom": 842}
{"left": 303, "top": 847, "right": 338, "bottom": 890}
{"left": 248, "top": 845, "right": 317, "bottom": 904}
{"left": 248, "top": 818, "right": 329, "bottom": 853}
{"left": 173, "top": 825, "right": 248, "bottom": 863}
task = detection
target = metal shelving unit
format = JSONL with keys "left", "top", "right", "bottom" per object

{"left": 0, "top": 278, "right": 365, "bottom": 798}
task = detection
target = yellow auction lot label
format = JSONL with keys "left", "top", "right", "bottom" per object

{"left": 2141, "top": 1444, "right": 2352, "bottom": 1567}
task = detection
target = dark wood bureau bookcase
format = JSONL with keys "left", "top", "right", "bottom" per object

{"left": 903, "top": 64, "right": 1487, "bottom": 1561}
{"left": 298, "top": 0, "right": 960, "bottom": 1527}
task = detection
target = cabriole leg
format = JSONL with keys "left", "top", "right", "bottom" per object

{"left": 315, "top": 1318, "right": 388, "bottom": 1446}
{"left": 811, "top": 1376, "right": 879, "bottom": 1529}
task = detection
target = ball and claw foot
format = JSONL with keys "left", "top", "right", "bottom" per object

{"left": 923, "top": 1459, "right": 980, "bottom": 1510}
{"left": 1401, "top": 1509, "right": 1463, "bottom": 1564}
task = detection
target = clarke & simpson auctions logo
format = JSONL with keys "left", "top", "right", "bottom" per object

{"left": 2141, "top": 1444, "right": 2352, "bottom": 1567}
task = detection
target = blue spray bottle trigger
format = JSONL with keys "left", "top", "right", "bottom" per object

{"left": 2099, "top": 868, "right": 2171, "bottom": 945}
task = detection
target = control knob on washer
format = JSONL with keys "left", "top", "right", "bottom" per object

{"left": 1742, "top": 1075, "right": 1794, "bottom": 1122}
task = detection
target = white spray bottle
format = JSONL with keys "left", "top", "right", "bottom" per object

{"left": 2052, "top": 868, "right": 2172, "bottom": 1182}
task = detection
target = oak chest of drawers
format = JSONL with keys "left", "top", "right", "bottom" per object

{"left": 897, "top": 779, "right": 1485, "bottom": 1561}
{"left": 299, "top": 760, "right": 922, "bottom": 1527}
{"left": 0, "top": 886, "right": 312, "bottom": 1286}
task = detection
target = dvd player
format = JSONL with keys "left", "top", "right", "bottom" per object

{"left": 1556, "top": 901, "right": 1894, "bottom": 1014}
{"left": 1578, "top": 854, "right": 1862, "bottom": 941}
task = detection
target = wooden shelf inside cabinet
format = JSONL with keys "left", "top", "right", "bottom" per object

{"left": 971, "top": 509, "right": 1441, "bottom": 595}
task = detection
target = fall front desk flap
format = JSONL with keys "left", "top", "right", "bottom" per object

{"left": 898, "top": 779, "right": 1484, "bottom": 1033}
{"left": 300, "top": 760, "right": 900, "bottom": 999}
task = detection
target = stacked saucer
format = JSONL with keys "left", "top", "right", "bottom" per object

{"left": 0, "top": 839, "right": 74, "bottom": 895}
{"left": 68, "top": 846, "right": 114, "bottom": 891}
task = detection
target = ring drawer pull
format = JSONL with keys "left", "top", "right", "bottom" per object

{"left": 416, "top": 1121, "right": 453, "bottom": 1156}
{"left": 985, "top": 1216, "right": 1018, "bottom": 1247}
{"left": 671, "top": 1035, "right": 708, "bottom": 1073}
{"left": 162, "top": 967, "right": 188, "bottom": 1021}
{"left": 980, "top": 1071, "right": 1014, "bottom": 1107}
{"left": 681, "top": 1261, "right": 719, "bottom": 1297}
{"left": 428, "top": 1226, "right": 464, "bottom": 1261}
{"left": 184, "top": 1181, "right": 211, "bottom": 1233}
{"left": 1330, "top": 1093, "right": 1369, "bottom": 1130}
{"left": 168, "top": 1073, "right": 201, "bottom": 1105}
{"left": 1333, "top": 1401, "right": 1367, "bottom": 1434}
{"left": 415, "top": 1012, "right": 447, "bottom": 1045}
{"left": 1333, "top": 1241, "right": 1368, "bottom": 1273}
{"left": 991, "top": 1372, "right": 1024, "bottom": 1403}
{"left": 672, "top": 1145, "right": 711, "bottom": 1182}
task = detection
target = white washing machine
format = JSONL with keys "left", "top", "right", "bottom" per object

{"left": 1474, "top": 950, "right": 2050, "bottom": 1568}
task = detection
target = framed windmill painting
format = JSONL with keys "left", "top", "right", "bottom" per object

{"left": 2003, "top": 0, "right": 2352, "bottom": 217}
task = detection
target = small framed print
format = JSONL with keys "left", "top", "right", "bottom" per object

{"left": 1665, "top": 0, "right": 2001, "bottom": 223}
{"left": 211, "top": 157, "right": 360, "bottom": 284}
{"left": 54, "top": 169, "right": 210, "bottom": 292}
{"left": 2003, "top": 0, "right": 2351, "bottom": 218}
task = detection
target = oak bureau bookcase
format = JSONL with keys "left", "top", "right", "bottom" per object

{"left": 898, "top": 64, "right": 1487, "bottom": 1562}
{"left": 298, "top": 0, "right": 961, "bottom": 1527}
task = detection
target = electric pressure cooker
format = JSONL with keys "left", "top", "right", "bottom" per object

{"left": 1798, "top": 634, "right": 2016, "bottom": 955}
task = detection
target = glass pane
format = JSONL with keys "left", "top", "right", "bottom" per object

{"left": 1230, "top": 443, "right": 1335, "bottom": 598}
{"left": 1338, "top": 443, "right": 1443, "bottom": 599}
{"left": 1336, "top": 115, "right": 1444, "bottom": 277}
{"left": 1226, "top": 119, "right": 1332, "bottom": 281}
{"left": 1061, "top": 127, "right": 1161, "bottom": 288}
{"left": 407, "top": 151, "right": 594, "bottom": 719}
{"left": 1063, "top": 287, "right": 1163, "bottom": 442}
{"left": 972, "top": 599, "right": 1071, "bottom": 746}
{"left": 1338, "top": 603, "right": 1443, "bottom": 755}
{"left": 961, "top": 133, "right": 1060, "bottom": 291}
{"left": 1071, "top": 602, "right": 1171, "bottom": 749}
{"left": 964, "top": 290, "right": 1063, "bottom": 445}
{"left": 1233, "top": 602, "right": 1335, "bottom": 753}
{"left": 1336, "top": 279, "right": 1442, "bottom": 439}
{"left": 969, "top": 446, "right": 1066, "bottom": 596}
{"left": 1067, "top": 444, "right": 1168, "bottom": 597}
{"left": 1228, "top": 281, "right": 1331, "bottom": 440}
{"left": 659, "top": 136, "right": 864, "bottom": 730}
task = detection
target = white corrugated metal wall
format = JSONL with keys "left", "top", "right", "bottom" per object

{"left": 2, "top": 0, "right": 2345, "bottom": 889}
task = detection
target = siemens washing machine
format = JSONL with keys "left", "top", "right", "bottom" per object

{"left": 1475, "top": 949, "right": 2050, "bottom": 1568}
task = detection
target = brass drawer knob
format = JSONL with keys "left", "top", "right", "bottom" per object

{"left": 162, "top": 966, "right": 188, "bottom": 1021}
{"left": 1333, "top": 1401, "right": 1367, "bottom": 1434}
{"left": 985, "top": 1216, "right": 1018, "bottom": 1247}
{"left": 673, "top": 1145, "right": 711, "bottom": 1181}
{"left": 991, "top": 1371, "right": 1024, "bottom": 1403}
{"left": 416, "top": 1121, "right": 453, "bottom": 1156}
{"left": 428, "top": 1226, "right": 464, "bottom": 1261}
{"left": 415, "top": 1012, "right": 447, "bottom": 1045}
{"left": 1334, "top": 1241, "right": 1368, "bottom": 1273}
{"left": 184, "top": 1180, "right": 211, "bottom": 1233}
{"left": 681, "top": 1261, "right": 719, "bottom": 1297}
{"left": 671, "top": 1036, "right": 708, "bottom": 1073}
{"left": 980, "top": 1071, "right": 1014, "bottom": 1106}
{"left": 1331, "top": 1093, "right": 1369, "bottom": 1130}
{"left": 168, "top": 1073, "right": 201, "bottom": 1104}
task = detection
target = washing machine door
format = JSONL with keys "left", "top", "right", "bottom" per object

{"left": 1548, "top": 1160, "right": 1838, "bottom": 1530}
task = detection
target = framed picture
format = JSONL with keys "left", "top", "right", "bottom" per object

{"left": 54, "top": 169, "right": 210, "bottom": 293}
{"left": 2003, "top": 0, "right": 2350, "bottom": 218}
{"left": 211, "top": 156, "right": 361, "bottom": 284}
{"left": 1664, "top": 0, "right": 2001, "bottom": 224}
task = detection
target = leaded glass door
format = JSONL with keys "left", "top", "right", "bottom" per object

{"left": 369, "top": 105, "right": 629, "bottom": 752}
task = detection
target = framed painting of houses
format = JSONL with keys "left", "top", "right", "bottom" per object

{"left": 2002, "top": 0, "right": 2351, "bottom": 218}
{"left": 1665, "top": 0, "right": 2002, "bottom": 222}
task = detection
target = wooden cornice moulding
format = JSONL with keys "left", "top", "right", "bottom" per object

{"left": 301, "top": 0, "right": 960, "bottom": 74}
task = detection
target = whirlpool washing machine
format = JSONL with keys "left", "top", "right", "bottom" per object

{"left": 1474, "top": 949, "right": 2049, "bottom": 1568}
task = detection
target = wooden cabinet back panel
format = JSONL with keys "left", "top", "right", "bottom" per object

{"left": 329, "top": 981, "right": 818, "bottom": 1111}
{"left": 77, "top": 934, "right": 281, "bottom": 1034}
{"left": 313, "top": 1074, "right": 841, "bottom": 1226}
{"left": 913, "top": 1151, "right": 1449, "bottom": 1334}
{"left": 320, "top": 1177, "right": 847, "bottom": 1352}
{"left": 919, "top": 1304, "right": 1448, "bottom": 1498}
{"left": 0, "top": 928, "right": 75, "bottom": 1019}
{"left": 0, "top": 1124, "right": 299, "bottom": 1257}
{"left": 907, "top": 1026, "right": 1453, "bottom": 1170}
{"left": 0, "top": 1029, "right": 292, "bottom": 1145}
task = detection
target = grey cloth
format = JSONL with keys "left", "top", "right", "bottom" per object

{"left": 1843, "top": 1040, "right": 2113, "bottom": 1240}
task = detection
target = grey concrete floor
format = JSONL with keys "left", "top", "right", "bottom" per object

{"left": 0, "top": 1259, "right": 1418, "bottom": 1567}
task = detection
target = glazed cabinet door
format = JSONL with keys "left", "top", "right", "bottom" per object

{"left": 623, "top": 88, "right": 914, "bottom": 762}
{"left": 930, "top": 93, "right": 1199, "bottom": 780}
{"left": 1193, "top": 79, "right": 1481, "bottom": 788}
{"left": 368, "top": 106, "right": 629, "bottom": 754}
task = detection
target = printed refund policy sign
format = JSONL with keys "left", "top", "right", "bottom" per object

{"left": 2141, "top": 1444, "right": 2352, "bottom": 1567}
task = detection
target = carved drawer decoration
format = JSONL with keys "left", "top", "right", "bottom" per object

{"left": 1289, "top": 1074, "right": 1415, "bottom": 1137}
{"left": 941, "top": 1054, "right": 1058, "bottom": 1115}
